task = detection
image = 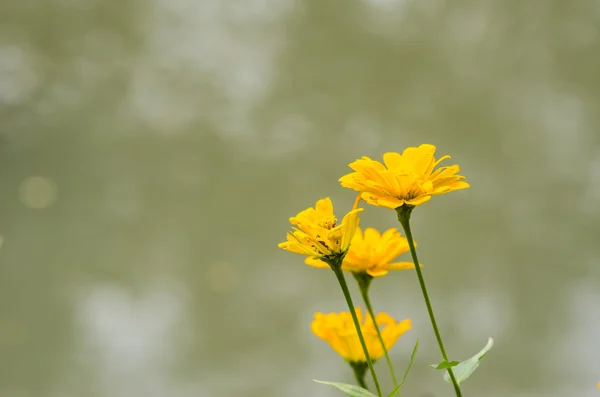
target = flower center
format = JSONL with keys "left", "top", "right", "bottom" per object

{"left": 318, "top": 216, "right": 337, "bottom": 230}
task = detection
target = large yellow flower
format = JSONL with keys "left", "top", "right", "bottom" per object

{"left": 305, "top": 227, "right": 416, "bottom": 277}
{"left": 278, "top": 197, "right": 363, "bottom": 260}
{"left": 339, "top": 144, "right": 469, "bottom": 209}
{"left": 312, "top": 308, "right": 411, "bottom": 363}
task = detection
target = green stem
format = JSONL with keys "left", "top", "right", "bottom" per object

{"left": 396, "top": 206, "right": 463, "bottom": 397}
{"left": 350, "top": 362, "right": 369, "bottom": 390}
{"left": 355, "top": 273, "right": 398, "bottom": 387}
{"left": 330, "top": 262, "right": 383, "bottom": 397}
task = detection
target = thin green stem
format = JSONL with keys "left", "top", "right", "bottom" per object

{"left": 350, "top": 362, "right": 369, "bottom": 390}
{"left": 355, "top": 273, "right": 398, "bottom": 387}
{"left": 330, "top": 264, "right": 383, "bottom": 397}
{"left": 396, "top": 206, "right": 463, "bottom": 397}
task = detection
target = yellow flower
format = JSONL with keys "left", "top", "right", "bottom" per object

{"left": 339, "top": 144, "right": 469, "bottom": 209}
{"left": 311, "top": 308, "right": 411, "bottom": 363}
{"left": 305, "top": 227, "right": 416, "bottom": 277}
{"left": 278, "top": 197, "right": 363, "bottom": 261}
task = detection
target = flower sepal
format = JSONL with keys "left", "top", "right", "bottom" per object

{"left": 320, "top": 251, "right": 347, "bottom": 271}
{"left": 395, "top": 204, "right": 415, "bottom": 226}
{"left": 352, "top": 271, "right": 373, "bottom": 293}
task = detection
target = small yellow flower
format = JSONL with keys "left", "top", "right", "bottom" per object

{"left": 311, "top": 308, "right": 411, "bottom": 363}
{"left": 305, "top": 227, "right": 416, "bottom": 277}
{"left": 278, "top": 197, "right": 363, "bottom": 261}
{"left": 339, "top": 144, "right": 469, "bottom": 209}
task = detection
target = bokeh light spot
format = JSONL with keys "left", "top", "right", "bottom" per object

{"left": 19, "top": 176, "right": 58, "bottom": 209}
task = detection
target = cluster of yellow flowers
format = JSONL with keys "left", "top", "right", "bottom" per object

{"left": 278, "top": 144, "right": 469, "bottom": 383}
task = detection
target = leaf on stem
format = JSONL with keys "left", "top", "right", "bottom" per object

{"left": 386, "top": 339, "right": 419, "bottom": 397}
{"left": 429, "top": 359, "right": 459, "bottom": 370}
{"left": 442, "top": 337, "right": 494, "bottom": 385}
{"left": 314, "top": 380, "right": 377, "bottom": 397}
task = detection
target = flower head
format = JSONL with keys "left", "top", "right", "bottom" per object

{"left": 339, "top": 144, "right": 469, "bottom": 209}
{"left": 278, "top": 197, "right": 363, "bottom": 262}
{"left": 311, "top": 308, "right": 411, "bottom": 363}
{"left": 305, "top": 227, "right": 416, "bottom": 277}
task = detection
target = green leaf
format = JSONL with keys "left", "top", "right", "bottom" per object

{"left": 386, "top": 339, "right": 419, "bottom": 397}
{"left": 313, "top": 380, "right": 377, "bottom": 397}
{"left": 429, "top": 359, "right": 460, "bottom": 370}
{"left": 443, "top": 337, "right": 494, "bottom": 385}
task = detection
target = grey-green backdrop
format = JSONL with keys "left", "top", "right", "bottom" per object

{"left": 1, "top": 0, "right": 600, "bottom": 396}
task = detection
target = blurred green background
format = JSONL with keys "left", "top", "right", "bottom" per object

{"left": 1, "top": 0, "right": 600, "bottom": 396}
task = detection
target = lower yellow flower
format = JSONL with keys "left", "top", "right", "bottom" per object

{"left": 306, "top": 227, "right": 416, "bottom": 276}
{"left": 278, "top": 197, "right": 363, "bottom": 261}
{"left": 311, "top": 308, "right": 411, "bottom": 363}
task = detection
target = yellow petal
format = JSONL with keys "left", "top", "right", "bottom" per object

{"left": 382, "top": 318, "right": 412, "bottom": 349}
{"left": 383, "top": 152, "right": 403, "bottom": 171}
{"left": 340, "top": 208, "right": 364, "bottom": 252}
{"left": 352, "top": 226, "right": 364, "bottom": 242}
{"left": 405, "top": 195, "right": 431, "bottom": 206}
{"left": 305, "top": 257, "right": 330, "bottom": 268}
{"left": 339, "top": 173, "right": 362, "bottom": 189}
{"left": 380, "top": 228, "right": 401, "bottom": 241}
{"left": 366, "top": 268, "right": 389, "bottom": 277}
{"left": 450, "top": 181, "right": 471, "bottom": 190}
{"left": 411, "top": 144, "right": 437, "bottom": 176}
{"left": 315, "top": 197, "right": 334, "bottom": 216}
{"left": 375, "top": 196, "right": 405, "bottom": 209}
{"left": 386, "top": 261, "right": 417, "bottom": 270}
{"left": 352, "top": 192, "right": 362, "bottom": 210}
{"left": 363, "top": 227, "right": 381, "bottom": 243}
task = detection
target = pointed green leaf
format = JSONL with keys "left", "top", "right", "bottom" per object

{"left": 386, "top": 339, "right": 420, "bottom": 397}
{"left": 443, "top": 337, "right": 494, "bottom": 385}
{"left": 314, "top": 380, "right": 377, "bottom": 397}
{"left": 429, "top": 359, "right": 460, "bottom": 370}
